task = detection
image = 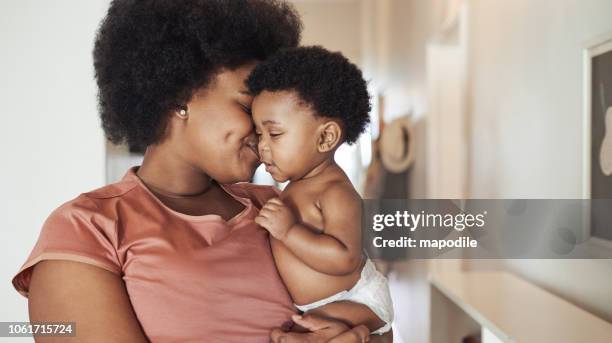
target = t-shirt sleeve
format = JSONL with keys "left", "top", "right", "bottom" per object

{"left": 12, "top": 195, "right": 122, "bottom": 297}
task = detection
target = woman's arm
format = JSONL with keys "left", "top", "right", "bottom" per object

{"left": 28, "top": 260, "right": 148, "bottom": 343}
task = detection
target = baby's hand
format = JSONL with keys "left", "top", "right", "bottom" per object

{"left": 255, "top": 198, "right": 296, "bottom": 241}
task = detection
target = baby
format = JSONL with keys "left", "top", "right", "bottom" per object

{"left": 247, "top": 46, "right": 394, "bottom": 335}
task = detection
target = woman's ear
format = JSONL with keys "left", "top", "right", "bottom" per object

{"left": 316, "top": 121, "right": 343, "bottom": 153}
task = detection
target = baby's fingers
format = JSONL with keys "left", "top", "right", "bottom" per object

{"left": 259, "top": 207, "right": 277, "bottom": 219}
{"left": 254, "top": 215, "right": 269, "bottom": 227}
{"left": 267, "top": 197, "right": 284, "bottom": 206}
{"left": 262, "top": 202, "right": 281, "bottom": 212}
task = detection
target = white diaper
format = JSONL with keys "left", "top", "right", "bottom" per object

{"left": 294, "top": 258, "right": 394, "bottom": 335}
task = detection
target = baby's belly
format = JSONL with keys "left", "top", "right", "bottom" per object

{"left": 270, "top": 238, "right": 362, "bottom": 306}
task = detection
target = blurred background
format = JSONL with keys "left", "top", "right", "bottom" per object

{"left": 1, "top": 0, "right": 612, "bottom": 342}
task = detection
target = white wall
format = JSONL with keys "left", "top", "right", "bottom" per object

{"left": 467, "top": 0, "right": 612, "bottom": 322}
{"left": 0, "top": 0, "right": 109, "bottom": 333}
{"left": 468, "top": 0, "right": 611, "bottom": 198}
{"left": 292, "top": 0, "right": 362, "bottom": 65}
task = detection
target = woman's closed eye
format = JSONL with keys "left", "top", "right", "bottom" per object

{"left": 238, "top": 102, "right": 252, "bottom": 115}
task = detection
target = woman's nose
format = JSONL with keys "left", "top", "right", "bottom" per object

{"left": 245, "top": 132, "right": 258, "bottom": 150}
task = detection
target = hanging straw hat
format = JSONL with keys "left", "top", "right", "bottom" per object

{"left": 380, "top": 115, "right": 414, "bottom": 173}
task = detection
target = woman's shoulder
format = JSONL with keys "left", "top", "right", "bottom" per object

{"left": 51, "top": 176, "right": 140, "bottom": 218}
{"left": 83, "top": 176, "right": 140, "bottom": 200}
{"left": 12, "top": 178, "right": 140, "bottom": 297}
{"left": 223, "top": 182, "right": 280, "bottom": 209}
{"left": 45, "top": 175, "right": 143, "bottom": 237}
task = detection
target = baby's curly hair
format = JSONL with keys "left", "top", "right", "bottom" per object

{"left": 93, "top": 0, "right": 302, "bottom": 151}
{"left": 246, "top": 46, "right": 371, "bottom": 144}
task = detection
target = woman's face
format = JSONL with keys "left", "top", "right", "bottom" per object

{"left": 170, "top": 63, "right": 259, "bottom": 184}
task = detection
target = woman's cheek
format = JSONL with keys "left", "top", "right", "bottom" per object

{"left": 234, "top": 111, "right": 256, "bottom": 136}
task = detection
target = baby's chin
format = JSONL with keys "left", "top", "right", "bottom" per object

{"left": 266, "top": 168, "right": 291, "bottom": 183}
{"left": 269, "top": 172, "right": 290, "bottom": 183}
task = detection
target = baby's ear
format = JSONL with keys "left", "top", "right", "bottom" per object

{"left": 316, "top": 121, "right": 343, "bottom": 153}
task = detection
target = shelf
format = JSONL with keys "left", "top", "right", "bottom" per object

{"left": 430, "top": 271, "right": 612, "bottom": 343}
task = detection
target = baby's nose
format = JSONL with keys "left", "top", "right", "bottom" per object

{"left": 258, "top": 140, "right": 270, "bottom": 160}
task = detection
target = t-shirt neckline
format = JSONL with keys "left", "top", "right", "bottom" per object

{"left": 124, "top": 166, "right": 253, "bottom": 223}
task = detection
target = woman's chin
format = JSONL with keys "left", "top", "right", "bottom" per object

{"left": 215, "top": 160, "right": 259, "bottom": 184}
{"left": 237, "top": 162, "right": 259, "bottom": 182}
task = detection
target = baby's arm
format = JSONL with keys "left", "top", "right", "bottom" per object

{"left": 255, "top": 183, "right": 363, "bottom": 276}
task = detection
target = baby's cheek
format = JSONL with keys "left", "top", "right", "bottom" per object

{"left": 277, "top": 150, "right": 299, "bottom": 169}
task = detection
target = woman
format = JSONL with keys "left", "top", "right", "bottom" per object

{"left": 12, "top": 1, "right": 390, "bottom": 342}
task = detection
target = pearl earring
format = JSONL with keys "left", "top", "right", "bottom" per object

{"left": 177, "top": 106, "right": 188, "bottom": 118}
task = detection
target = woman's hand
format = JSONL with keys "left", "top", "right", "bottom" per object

{"left": 270, "top": 314, "right": 371, "bottom": 343}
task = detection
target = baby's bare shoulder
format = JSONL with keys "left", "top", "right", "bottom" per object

{"left": 316, "top": 180, "right": 362, "bottom": 234}
{"left": 319, "top": 179, "right": 361, "bottom": 210}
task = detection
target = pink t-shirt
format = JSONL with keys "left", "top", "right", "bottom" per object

{"left": 12, "top": 167, "right": 296, "bottom": 342}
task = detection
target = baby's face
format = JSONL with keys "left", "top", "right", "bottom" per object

{"left": 252, "top": 90, "right": 325, "bottom": 183}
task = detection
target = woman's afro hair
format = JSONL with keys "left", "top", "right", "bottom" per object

{"left": 93, "top": 0, "right": 302, "bottom": 151}
{"left": 246, "top": 46, "right": 371, "bottom": 144}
